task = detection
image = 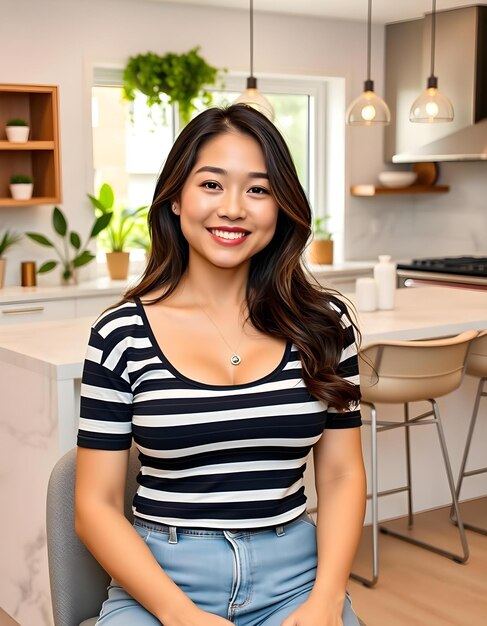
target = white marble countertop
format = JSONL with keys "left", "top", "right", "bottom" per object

{"left": 0, "top": 263, "right": 377, "bottom": 304}
{"left": 0, "top": 286, "right": 485, "bottom": 381}
{"left": 0, "top": 276, "right": 140, "bottom": 305}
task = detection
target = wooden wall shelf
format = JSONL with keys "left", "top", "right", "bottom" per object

{"left": 0, "top": 84, "right": 61, "bottom": 206}
{"left": 350, "top": 184, "right": 450, "bottom": 196}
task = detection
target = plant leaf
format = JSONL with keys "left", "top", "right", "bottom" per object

{"left": 99, "top": 183, "right": 114, "bottom": 210}
{"left": 38, "top": 260, "right": 58, "bottom": 273}
{"left": 87, "top": 194, "right": 109, "bottom": 214}
{"left": 90, "top": 212, "right": 113, "bottom": 238}
{"left": 70, "top": 231, "right": 81, "bottom": 249}
{"left": 73, "top": 251, "right": 96, "bottom": 267}
{"left": 26, "top": 233, "right": 55, "bottom": 247}
{"left": 53, "top": 207, "right": 68, "bottom": 236}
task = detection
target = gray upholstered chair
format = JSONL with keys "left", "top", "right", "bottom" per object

{"left": 46, "top": 446, "right": 140, "bottom": 626}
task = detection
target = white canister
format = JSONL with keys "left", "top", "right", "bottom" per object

{"left": 374, "top": 255, "right": 396, "bottom": 310}
{"left": 355, "top": 277, "right": 377, "bottom": 312}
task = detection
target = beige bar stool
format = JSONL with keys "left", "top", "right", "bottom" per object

{"left": 452, "top": 330, "right": 487, "bottom": 535}
{"left": 352, "top": 330, "right": 477, "bottom": 587}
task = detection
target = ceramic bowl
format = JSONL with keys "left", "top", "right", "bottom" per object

{"left": 378, "top": 171, "right": 418, "bottom": 188}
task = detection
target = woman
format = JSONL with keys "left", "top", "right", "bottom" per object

{"left": 75, "top": 104, "right": 366, "bottom": 626}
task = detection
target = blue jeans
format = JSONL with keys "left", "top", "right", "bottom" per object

{"left": 96, "top": 513, "right": 360, "bottom": 626}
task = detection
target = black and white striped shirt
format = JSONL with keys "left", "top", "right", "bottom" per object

{"left": 78, "top": 299, "right": 361, "bottom": 529}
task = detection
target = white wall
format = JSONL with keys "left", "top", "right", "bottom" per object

{"left": 1, "top": 0, "right": 485, "bottom": 288}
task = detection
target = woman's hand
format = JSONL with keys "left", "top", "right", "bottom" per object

{"left": 280, "top": 593, "right": 345, "bottom": 626}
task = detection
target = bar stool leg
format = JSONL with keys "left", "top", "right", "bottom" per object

{"left": 351, "top": 402, "right": 379, "bottom": 587}
{"left": 404, "top": 402, "right": 414, "bottom": 529}
{"left": 380, "top": 400, "right": 469, "bottom": 564}
{"left": 451, "top": 377, "right": 487, "bottom": 535}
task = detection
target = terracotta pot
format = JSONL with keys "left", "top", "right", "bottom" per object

{"left": 0, "top": 257, "right": 5, "bottom": 289}
{"left": 308, "top": 239, "right": 333, "bottom": 265}
{"left": 106, "top": 251, "right": 130, "bottom": 280}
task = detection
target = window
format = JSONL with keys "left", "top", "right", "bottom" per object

{"left": 91, "top": 69, "right": 338, "bottom": 259}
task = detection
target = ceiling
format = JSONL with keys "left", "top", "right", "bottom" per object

{"left": 159, "top": 0, "right": 484, "bottom": 23}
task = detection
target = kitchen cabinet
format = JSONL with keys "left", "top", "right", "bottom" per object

{"left": 0, "top": 84, "right": 61, "bottom": 206}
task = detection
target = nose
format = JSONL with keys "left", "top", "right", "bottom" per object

{"left": 217, "top": 189, "right": 246, "bottom": 221}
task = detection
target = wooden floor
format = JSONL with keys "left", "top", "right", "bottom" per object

{"left": 348, "top": 498, "right": 487, "bottom": 626}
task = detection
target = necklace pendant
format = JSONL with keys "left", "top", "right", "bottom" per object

{"left": 230, "top": 354, "right": 241, "bottom": 366}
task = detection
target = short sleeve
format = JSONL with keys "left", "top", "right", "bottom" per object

{"left": 325, "top": 306, "right": 362, "bottom": 429}
{"left": 77, "top": 326, "right": 133, "bottom": 450}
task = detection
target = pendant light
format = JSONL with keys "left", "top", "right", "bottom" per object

{"left": 346, "top": 0, "right": 390, "bottom": 126}
{"left": 410, "top": 0, "right": 454, "bottom": 123}
{"left": 234, "top": 0, "right": 274, "bottom": 120}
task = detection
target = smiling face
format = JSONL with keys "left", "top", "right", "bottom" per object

{"left": 174, "top": 131, "right": 279, "bottom": 271}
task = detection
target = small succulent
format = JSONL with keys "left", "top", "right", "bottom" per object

{"left": 313, "top": 216, "right": 332, "bottom": 240}
{"left": 10, "top": 174, "right": 33, "bottom": 185}
{"left": 6, "top": 118, "right": 29, "bottom": 127}
{"left": 0, "top": 229, "right": 22, "bottom": 257}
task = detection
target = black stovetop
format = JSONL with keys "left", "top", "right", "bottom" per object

{"left": 397, "top": 256, "right": 487, "bottom": 277}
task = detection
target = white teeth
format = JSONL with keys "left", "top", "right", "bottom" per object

{"left": 210, "top": 229, "right": 247, "bottom": 240}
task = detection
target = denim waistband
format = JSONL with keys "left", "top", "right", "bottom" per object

{"left": 133, "top": 510, "right": 311, "bottom": 539}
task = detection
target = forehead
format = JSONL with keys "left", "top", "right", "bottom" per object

{"left": 194, "top": 131, "right": 266, "bottom": 168}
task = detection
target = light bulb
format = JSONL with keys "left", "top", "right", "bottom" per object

{"left": 361, "top": 104, "right": 376, "bottom": 122}
{"left": 425, "top": 100, "right": 439, "bottom": 118}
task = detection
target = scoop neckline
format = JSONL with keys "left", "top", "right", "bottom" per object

{"left": 134, "top": 297, "right": 292, "bottom": 391}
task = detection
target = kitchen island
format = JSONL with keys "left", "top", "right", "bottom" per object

{"left": 0, "top": 286, "right": 486, "bottom": 626}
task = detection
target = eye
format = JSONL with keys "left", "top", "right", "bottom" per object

{"left": 201, "top": 181, "right": 222, "bottom": 190}
{"left": 248, "top": 186, "right": 270, "bottom": 195}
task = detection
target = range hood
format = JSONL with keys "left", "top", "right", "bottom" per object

{"left": 386, "top": 5, "right": 487, "bottom": 163}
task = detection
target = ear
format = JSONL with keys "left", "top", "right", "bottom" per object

{"left": 171, "top": 201, "right": 180, "bottom": 215}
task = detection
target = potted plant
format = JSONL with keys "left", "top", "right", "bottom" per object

{"left": 0, "top": 230, "right": 22, "bottom": 289}
{"left": 308, "top": 216, "right": 333, "bottom": 265}
{"left": 10, "top": 174, "right": 33, "bottom": 200}
{"left": 5, "top": 118, "right": 30, "bottom": 143}
{"left": 87, "top": 183, "right": 148, "bottom": 280}
{"left": 123, "top": 48, "right": 220, "bottom": 125}
{"left": 26, "top": 206, "right": 112, "bottom": 285}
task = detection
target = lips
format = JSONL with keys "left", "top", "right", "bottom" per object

{"left": 207, "top": 227, "right": 250, "bottom": 241}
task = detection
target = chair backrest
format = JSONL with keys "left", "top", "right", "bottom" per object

{"left": 466, "top": 330, "right": 487, "bottom": 378}
{"left": 359, "top": 330, "right": 478, "bottom": 404}
{"left": 46, "top": 446, "right": 140, "bottom": 626}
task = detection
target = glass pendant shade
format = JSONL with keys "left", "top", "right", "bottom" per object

{"left": 409, "top": 76, "right": 454, "bottom": 122}
{"left": 346, "top": 80, "right": 391, "bottom": 126}
{"left": 234, "top": 77, "right": 274, "bottom": 120}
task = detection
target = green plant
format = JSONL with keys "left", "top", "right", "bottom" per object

{"left": 87, "top": 183, "right": 148, "bottom": 252}
{"left": 6, "top": 118, "right": 28, "bottom": 126}
{"left": 10, "top": 174, "right": 33, "bottom": 184}
{"left": 26, "top": 206, "right": 112, "bottom": 283}
{"left": 313, "top": 216, "right": 332, "bottom": 240}
{"left": 0, "top": 229, "right": 22, "bottom": 256}
{"left": 123, "top": 47, "right": 220, "bottom": 125}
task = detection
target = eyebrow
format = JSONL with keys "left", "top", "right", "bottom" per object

{"left": 194, "top": 166, "right": 269, "bottom": 179}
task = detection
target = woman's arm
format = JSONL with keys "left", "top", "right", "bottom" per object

{"left": 281, "top": 428, "right": 366, "bottom": 626}
{"left": 75, "top": 447, "right": 234, "bottom": 626}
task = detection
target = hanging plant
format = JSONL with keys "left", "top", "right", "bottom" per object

{"left": 123, "top": 47, "right": 221, "bottom": 125}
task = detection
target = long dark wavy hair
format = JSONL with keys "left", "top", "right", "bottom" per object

{"left": 124, "top": 105, "right": 360, "bottom": 411}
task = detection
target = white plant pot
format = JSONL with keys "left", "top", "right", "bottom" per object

{"left": 6, "top": 126, "right": 30, "bottom": 143}
{"left": 10, "top": 183, "right": 33, "bottom": 200}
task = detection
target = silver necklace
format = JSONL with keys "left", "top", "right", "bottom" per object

{"left": 195, "top": 300, "right": 244, "bottom": 366}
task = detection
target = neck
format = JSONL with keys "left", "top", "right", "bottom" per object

{"left": 182, "top": 257, "right": 250, "bottom": 312}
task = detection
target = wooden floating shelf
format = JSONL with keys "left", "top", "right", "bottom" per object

{"left": 351, "top": 184, "right": 450, "bottom": 196}
{"left": 0, "top": 140, "right": 55, "bottom": 150}
{"left": 0, "top": 197, "right": 58, "bottom": 207}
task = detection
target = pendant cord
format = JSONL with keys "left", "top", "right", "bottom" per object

{"left": 366, "top": 0, "right": 372, "bottom": 82}
{"left": 430, "top": 0, "right": 436, "bottom": 78}
{"left": 250, "top": 0, "right": 254, "bottom": 78}
{"left": 195, "top": 299, "right": 245, "bottom": 361}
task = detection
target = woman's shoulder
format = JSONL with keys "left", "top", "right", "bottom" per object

{"left": 91, "top": 298, "right": 141, "bottom": 337}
